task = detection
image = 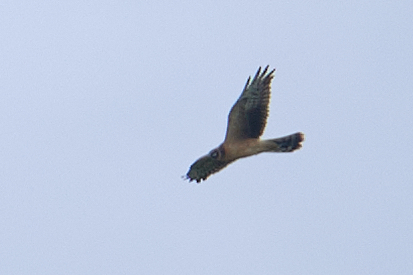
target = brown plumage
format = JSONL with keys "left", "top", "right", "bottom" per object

{"left": 185, "top": 66, "right": 304, "bottom": 183}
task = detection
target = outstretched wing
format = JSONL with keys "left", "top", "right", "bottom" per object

{"left": 224, "top": 66, "right": 275, "bottom": 142}
{"left": 185, "top": 155, "right": 231, "bottom": 183}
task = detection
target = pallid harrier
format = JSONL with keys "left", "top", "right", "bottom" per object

{"left": 185, "top": 66, "right": 304, "bottom": 183}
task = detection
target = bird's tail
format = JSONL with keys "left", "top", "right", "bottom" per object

{"left": 265, "top": 132, "right": 304, "bottom": 152}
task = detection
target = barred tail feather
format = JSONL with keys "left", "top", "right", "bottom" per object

{"left": 267, "top": 132, "right": 304, "bottom": 152}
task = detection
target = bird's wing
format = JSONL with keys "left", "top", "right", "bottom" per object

{"left": 185, "top": 154, "right": 232, "bottom": 183}
{"left": 224, "top": 66, "right": 275, "bottom": 142}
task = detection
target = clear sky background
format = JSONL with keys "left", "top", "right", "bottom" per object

{"left": 1, "top": 1, "right": 412, "bottom": 274}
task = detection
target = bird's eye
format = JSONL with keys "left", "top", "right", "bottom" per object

{"left": 209, "top": 150, "right": 219, "bottom": 159}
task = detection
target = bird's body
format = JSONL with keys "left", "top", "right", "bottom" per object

{"left": 185, "top": 66, "right": 304, "bottom": 183}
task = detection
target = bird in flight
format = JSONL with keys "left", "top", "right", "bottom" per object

{"left": 185, "top": 66, "right": 304, "bottom": 183}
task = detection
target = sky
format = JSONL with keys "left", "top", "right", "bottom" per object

{"left": 1, "top": 1, "right": 412, "bottom": 274}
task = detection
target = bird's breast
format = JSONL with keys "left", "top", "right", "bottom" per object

{"left": 223, "top": 139, "right": 262, "bottom": 161}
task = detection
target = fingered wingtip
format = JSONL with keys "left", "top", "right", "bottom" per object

{"left": 262, "top": 65, "right": 269, "bottom": 75}
{"left": 251, "top": 65, "right": 275, "bottom": 83}
{"left": 182, "top": 173, "right": 204, "bottom": 184}
{"left": 253, "top": 67, "right": 262, "bottom": 80}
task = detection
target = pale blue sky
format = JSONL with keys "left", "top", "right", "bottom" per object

{"left": 1, "top": 1, "right": 412, "bottom": 274}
